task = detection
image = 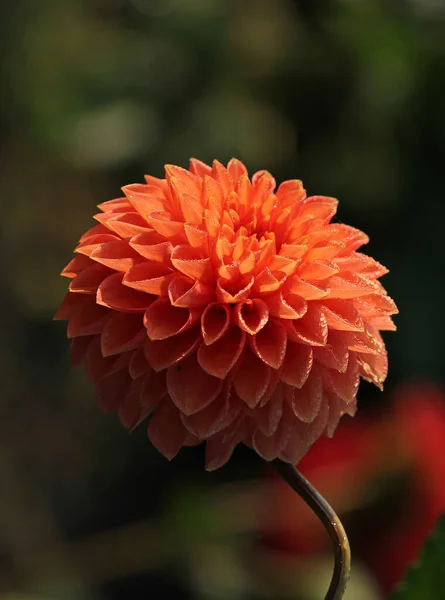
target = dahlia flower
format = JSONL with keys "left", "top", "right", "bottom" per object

{"left": 55, "top": 158, "right": 397, "bottom": 470}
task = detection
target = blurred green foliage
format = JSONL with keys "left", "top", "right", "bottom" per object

{"left": 1, "top": 0, "right": 445, "bottom": 598}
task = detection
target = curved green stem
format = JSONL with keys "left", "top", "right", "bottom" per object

{"left": 271, "top": 459, "right": 351, "bottom": 600}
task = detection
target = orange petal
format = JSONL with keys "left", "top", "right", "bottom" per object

{"left": 227, "top": 158, "right": 248, "bottom": 186}
{"left": 233, "top": 349, "right": 271, "bottom": 408}
{"left": 168, "top": 275, "right": 215, "bottom": 307}
{"left": 250, "top": 319, "right": 287, "bottom": 369}
{"left": 76, "top": 233, "right": 120, "bottom": 256}
{"left": 298, "top": 259, "right": 340, "bottom": 281}
{"left": 284, "top": 275, "right": 330, "bottom": 300}
{"left": 234, "top": 299, "right": 269, "bottom": 335}
{"left": 328, "top": 272, "right": 379, "bottom": 299}
{"left": 147, "top": 399, "right": 188, "bottom": 460}
{"left": 201, "top": 303, "right": 231, "bottom": 345}
{"left": 181, "top": 387, "right": 243, "bottom": 439}
{"left": 129, "top": 231, "right": 173, "bottom": 264}
{"left": 101, "top": 312, "right": 146, "bottom": 357}
{"left": 146, "top": 211, "right": 186, "bottom": 242}
{"left": 122, "top": 183, "right": 165, "bottom": 215}
{"left": 168, "top": 173, "right": 203, "bottom": 223}
{"left": 123, "top": 261, "right": 175, "bottom": 296}
{"left": 90, "top": 240, "right": 143, "bottom": 272}
{"left": 252, "top": 268, "right": 286, "bottom": 295}
{"left": 97, "top": 197, "right": 135, "bottom": 213}
{"left": 280, "top": 401, "right": 329, "bottom": 464}
{"left": 54, "top": 292, "right": 85, "bottom": 321}
{"left": 286, "top": 304, "right": 328, "bottom": 346}
{"left": 321, "top": 299, "right": 364, "bottom": 332}
{"left": 67, "top": 298, "right": 110, "bottom": 338}
{"left": 358, "top": 352, "right": 388, "bottom": 389}
{"left": 327, "top": 358, "right": 360, "bottom": 402}
{"left": 97, "top": 273, "right": 154, "bottom": 312}
{"left": 144, "top": 299, "right": 199, "bottom": 340}
{"left": 254, "top": 384, "right": 284, "bottom": 437}
{"left": 189, "top": 158, "right": 212, "bottom": 178}
{"left": 216, "top": 275, "right": 254, "bottom": 303}
{"left": 197, "top": 326, "right": 245, "bottom": 378}
{"left": 170, "top": 244, "right": 213, "bottom": 282}
{"left": 99, "top": 212, "right": 150, "bottom": 239}
{"left": 69, "top": 263, "right": 113, "bottom": 294}
{"left": 84, "top": 336, "right": 130, "bottom": 381}
{"left": 313, "top": 332, "right": 349, "bottom": 372}
{"left": 266, "top": 292, "right": 308, "bottom": 320}
{"left": 291, "top": 368, "right": 323, "bottom": 423}
{"left": 281, "top": 342, "right": 313, "bottom": 388}
{"left": 167, "top": 354, "right": 223, "bottom": 416}
{"left": 144, "top": 328, "right": 201, "bottom": 371}
{"left": 184, "top": 222, "right": 209, "bottom": 252}
{"left": 61, "top": 254, "right": 94, "bottom": 278}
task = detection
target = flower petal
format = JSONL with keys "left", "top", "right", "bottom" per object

{"left": 123, "top": 261, "right": 175, "bottom": 296}
{"left": 167, "top": 354, "right": 223, "bottom": 416}
{"left": 147, "top": 399, "right": 188, "bottom": 460}
{"left": 144, "top": 299, "right": 200, "bottom": 340}
{"left": 281, "top": 342, "right": 313, "bottom": 388}
{"left": 250, "top": 319, "right": 287, "bottom": 369}
{"left": 144, "top": 328, "right": 201, "bottom": 372}
{"left": 97, "top": 273, "right": 154, "bottom": 312}
{"left": 201, "top": 303, "right": 231, "bottom": 345}
{"left": 197, "top": 326, "right": 245, "bottom": 378}
{"left": 101, "top": 312, "right": 146, "bottom": 357}
{"left": 234, "top": 299, "right": 269, "bottom": 335}
{"left": 233, "top": 349, "right": 271, "bottom": 408}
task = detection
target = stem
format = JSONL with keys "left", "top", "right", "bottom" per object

{"left": 270, "top": 459, "right": 351, "bottom": 600}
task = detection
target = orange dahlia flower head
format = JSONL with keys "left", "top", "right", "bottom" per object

{"left": 55, "top": 158, "right": 397, "bottom": 469}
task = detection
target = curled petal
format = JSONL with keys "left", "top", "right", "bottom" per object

{"left": 198, "top": 326, "right": 245, "bottom": 378}
{"left": 284, "top": 275, "right": 330, "bottom": 300}
{"left": 205, "top": 415, "right": 248, "bottom": 471}
{"left": 168, "top": 275, "right": 215, "bottom": 307}
{"left": 129, "top": 232, "right": 173, "bottom": 264}
{"left": 281, "top": 342, "right": 313, "bottom": 388}
{"left": 67, "top": 298, "right": 110, "bottom": 338}
{"left": 147, "top": 399, "right": 188, "bottom": 460}
{"left": 290, "top": 368, "right": 323, "bottom": 423}
{"left": 358, "top": 352, "right": 388, "bottom": 390}
{"left": 76, "top": 233, "right": 120, "bottom": 256}
{"left": 184, "top": 222, "right": 209, "bottom": 252}
{"left": 144, "top": 328, "right": 201, "bottom": 372}
{"left": 250, "top": 319, "right": 287, "bottom": 370}
{"left": 252, "top": 268, "right": 286, "bottom": 295}
{"left": 128, "top": 347, "right": 152, "bottom": 379}
{"left": 122, "top": 183, "right": 165, "bottom": 214}
{"left": 147, "top": 211, "right": 186, "bottom": 242}
{"left": 321, "top": 299, "right": 364, "bottom": 332}
{"left": 61, "top": 254, "right": 94, "bottom": 278}
{"left": 298, "top": 259, "right": 339, "bottom": 281}
{"left": 181, "top": 388, "right": 243, "bottom": 439}
{"left": 144, "top": 299, "right": 200, "bottom": 340}
{"left": 328, "top": 271, "right": 380, "bottom": 299}
{"left": 327, "top": 358, "right": 360, "bottom": 403}
{"left": 98, "top": 212, "right": 150, "bottom": 239}
{"left": 119, "top": 377, "right": 146, "bottom": 430}
{"left": 313, "top": 332, "right": 349, "bottom": 372}
{"left": 89, "top": 240, "right": 143, "bottom": 272}
{"left": 167, "top": 354, "right": 223, "bottom": 416}
{"left": 234, "top": 298, "right": 269, "bottom": 335}
{"left": 101, "top": 312, "right": 145, "bottom": 357}
{"left": 97, "top": 273, "right": 154, "bottom": 312}
{"left": 266, "top": 292, "right": 308, "bottom": 320}
{"left": 255, "top": 383, "right": 284, "bottom": 437}
{"left": 123, "top": 261, "right": 175, "bottom": 296}
{"left": 171, "top": 245, "right": 213, "bottom": 282}
{"left": 216, "top": 275, "right": 254, "bottom": 303}
{"left": 201, "top": 303, "right": 231, "bottom": 345}
{"left": 69, "top": 263, "right": 113, "bottom": 294}
{"left": 286, "top": 304, "right": 328, "bottom": 346}
{"left": 233, "top": 348, "right": 271, "bottom": 408}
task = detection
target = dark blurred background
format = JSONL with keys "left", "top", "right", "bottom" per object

{"left": 1, "top": 0, "right": 445, "bottom": 598}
